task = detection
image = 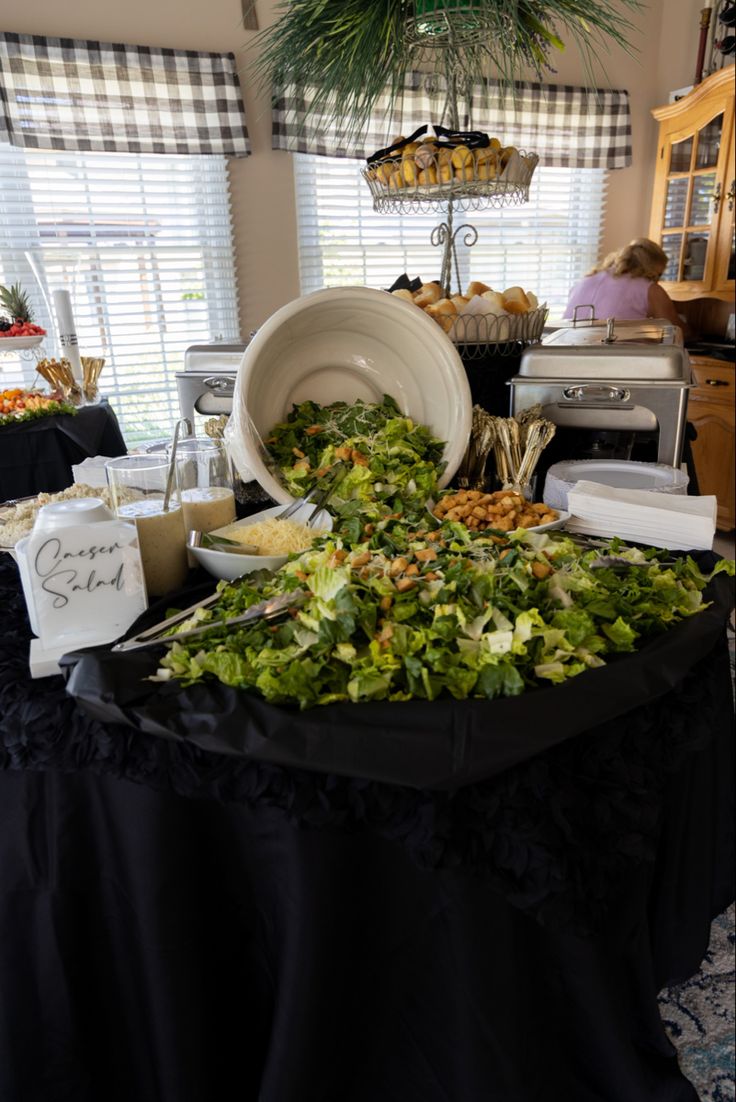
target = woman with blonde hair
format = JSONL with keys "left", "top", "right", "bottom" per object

{"left": 564, "top": 237, "right": 690, "bottom": 336}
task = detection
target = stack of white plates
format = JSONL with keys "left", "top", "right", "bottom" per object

{"left": 544, "top": 460, "right": 689, "bottom": 512}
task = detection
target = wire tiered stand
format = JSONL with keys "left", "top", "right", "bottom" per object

{"left": 361, "top": 6, "right": 547, "bottom": 365}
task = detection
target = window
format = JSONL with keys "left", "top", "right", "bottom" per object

{"left": 0, "top": 144, "right": 240, "bottom": 446}
{"left": 294, "top": 155, "right": 607, "bottom": 315}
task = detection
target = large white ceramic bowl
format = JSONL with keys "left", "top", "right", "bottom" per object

{"left": 189, "top": 502, "right": 333, "bottom": 582}
{"left": 226, "top": 286, "right": 472, "bottom": 506}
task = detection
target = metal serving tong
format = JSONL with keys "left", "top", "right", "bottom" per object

{"left": 276, "top": 460, "right": 347, "bottom": 524}
{"left": 187, "top": 530, "right": 260, "bottom": 555}
{"left": 112, "top": 588, "right": 306, "bottom": 653}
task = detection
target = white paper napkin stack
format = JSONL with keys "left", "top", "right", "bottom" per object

{"left": 566, "top": 480, "right": 717, "bottom": 551}
{"left": 71, "top": 455, "right": 117, "bottom": 488}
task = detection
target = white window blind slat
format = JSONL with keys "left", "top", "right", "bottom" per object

{"left": 0, "top": 143, "right": 240, "bottom": 446}
{"left": 294, "top": 155, "right": 607, "bottom": 315}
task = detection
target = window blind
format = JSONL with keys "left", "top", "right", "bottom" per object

{"left": 0, "top": 143, "right": 240, "bottom": 445}
{"left": 294, "top": 155, "right": 607, "bottom": 316}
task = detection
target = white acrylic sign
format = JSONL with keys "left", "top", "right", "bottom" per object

{"left": 15, "top": 501, "right": 148, "bottom": 663}
{"left": 25, "top": 523, "right": 146, "bottom": 650}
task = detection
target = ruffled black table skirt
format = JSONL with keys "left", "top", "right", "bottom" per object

{"left": 0, "top": 399, "right": 126, "bottom": 501}
{"left": 0, "top": 557, "right": 733, "bottom": 1102}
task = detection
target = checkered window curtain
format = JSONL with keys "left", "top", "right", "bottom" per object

{"left": 0, "top": 32, "right": 250, "bottom": 156}
{"left": 273, "top": 74, "right": 631, "bottom": 168}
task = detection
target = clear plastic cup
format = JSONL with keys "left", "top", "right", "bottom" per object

{"left": 105, "top": 455, "right": 188, "bottom": 598}
{"left": 172, "top": 439, "right": 237, "bottom": 536}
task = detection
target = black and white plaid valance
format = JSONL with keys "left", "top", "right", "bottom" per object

{"left": 0, "top": 32, "right": 250, "bottom": 156}
{"left": 273, "top": 73, "right": 631, "bottom": 169}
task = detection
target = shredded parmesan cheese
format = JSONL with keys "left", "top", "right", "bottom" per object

{"left": 220, "top": 516, "right": 326, "bottom": 555}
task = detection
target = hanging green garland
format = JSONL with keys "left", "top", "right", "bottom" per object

{"left": 253, "top": 0, "right": 643, "bottom": 137}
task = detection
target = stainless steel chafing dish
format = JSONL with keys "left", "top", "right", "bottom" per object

{"left": 175, "top": 342, "right": 248, "bottom": 431}
{"left": 509, "top": 319, "right": 691, "bottom": 467}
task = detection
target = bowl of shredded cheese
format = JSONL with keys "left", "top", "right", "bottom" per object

{"left": 189, "top": 502, "right": 333, "bottom": 581}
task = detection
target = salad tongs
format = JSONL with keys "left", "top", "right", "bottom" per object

{"left": 113, "top": 589, "right": 306, "bottom": 653}
{"left": 276, "top": 460, "right": 347, "bottom": 524}
{"left": 188, "top": 530, "right": 260, "bottom": 555}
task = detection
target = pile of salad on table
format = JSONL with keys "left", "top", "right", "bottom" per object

{"left": 155, "top": 394, "right": 734, "bottom": 709}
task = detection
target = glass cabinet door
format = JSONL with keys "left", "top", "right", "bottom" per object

{"left": 655, "top": 109, "right": 724, "bottom": 289}
{"left": 650, "top": 70, "right": 735, "bottom": 300}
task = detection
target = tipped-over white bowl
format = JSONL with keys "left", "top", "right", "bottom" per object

{"left": 225, "top": 286, "right": 472, "bottom": 506}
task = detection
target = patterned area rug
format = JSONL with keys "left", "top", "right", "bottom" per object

{"left": 659, "top": 904, "right": 736, "bottom": 1102}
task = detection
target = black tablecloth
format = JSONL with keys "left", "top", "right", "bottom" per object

{"left": 0, "top": 400, "right": 127, "bottom": 501}
{"left": 0, "top": 557, "right": 733, "bottom": 1102}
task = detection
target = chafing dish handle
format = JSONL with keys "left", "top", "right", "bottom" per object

{"left": 562, "top": 385, "right": 631, "bottom": 402}
{"left": 203, "top": 376, "right": 235, "bottom": 392}
{"left": 571, "top": 304, "right": 595, "bottom": 327}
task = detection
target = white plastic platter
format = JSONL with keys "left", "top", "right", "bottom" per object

{"left": 226, "top": 286, "right": 472, "bottom": 506}
{"left": 0, "top": 335, "right": 45, "bottom": 351}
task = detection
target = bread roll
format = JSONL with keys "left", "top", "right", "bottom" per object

{"left": 450, "top": 295, "right": 469, "bottom": 311}
{"left": 480, "top": 290, "right": 507, "bottom": 314}
{"left": 415, "top": 142, "right": 437, "bottom": 169}
{"left": 436, "top": 147, "right": 453, "bottom": 168}
{"left": 467, "top": 281, "right": 491, "bottom": 298}
{"left": 413, "top": 282, "right": 442, "bottom": 307}
{"left": 438, "top": 163, "right": 453, "bottom": 184}
{"left": 418, "top": 166, "right": 438, "bottom": 185}
{"left": 375, "top": 161, "right": 393, "bottom": 184}
{"left": 451, "top": 145, "right": 473, "bottom": 170}
{"left": 454, "top": 165, "right": 474, "bottom": 182}
{"left": 499, "top": 146, "right": 518, "bottom": 170}
{"left": 402, "top": 159, "right": 418, "bottom": 185}
{"left": 425, "top": 298, "right": 457, "bottom": 332}
{"left": 391, "top": 289, "right": 415, "bottom": 303}
{"left": 526, "top": 291, "right": 539, "bottom": 310}
{"left": 476, "top": 160, "right": 498, "bottom": 180}
{"left": 502, "top": 286, "right": 531, "bottom": 314}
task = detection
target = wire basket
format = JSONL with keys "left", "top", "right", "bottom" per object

{"left": 362, "top": 149, "right": 538, "bottom": 214}
{"left": 448, "top": 304, "right": 548, "bottom": 357}
{"left": 404, "top": 0, "right": 497, "bottom": 47}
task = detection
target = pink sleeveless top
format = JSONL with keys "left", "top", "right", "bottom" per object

{"left": 564, "top": 270, "right": 652, "bottom": 320}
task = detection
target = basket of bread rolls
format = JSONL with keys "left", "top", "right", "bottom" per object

{"left": 390, "top": 279, "right": 547, "bottom": 351}
{"left": 363, "top": 125, "right": 538, "bottom": 214}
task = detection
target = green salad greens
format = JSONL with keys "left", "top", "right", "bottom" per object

{"left": 264, "top": 394, "right": 445, "bottom": 529}
{"left": 157, "top": 518, "right": 733, "bottom": 709}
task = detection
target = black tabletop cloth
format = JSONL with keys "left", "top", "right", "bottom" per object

{"left": 0, "top": 557, "right": 733, "bottom": 1102}
{"left": 63, "top": 555, "right": 734, "bottom": 794}
{"left": 0, "top": 400, "right": 127, "bottom": 501}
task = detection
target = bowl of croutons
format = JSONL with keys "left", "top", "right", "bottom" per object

{"left": 432, "top": 488, "right": 566, "bottom": 534}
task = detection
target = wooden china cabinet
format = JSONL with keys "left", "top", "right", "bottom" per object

{"left": 649, "top": 67, "right": 734, "bottom": 300}
{"left": 650, "top": 68, "right": 735, "bottom": 530}
{"left": 687, "top": 354, "right": 735, "bottom": 531}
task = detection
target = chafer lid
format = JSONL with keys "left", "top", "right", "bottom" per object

{"left": 516, "top": 322, "right": 690, "bottom": 382}
{"left": 543, "top": 319, "right": 683, "bottom": 347}
{"left": 182, "top": 342, "right": 248, "bottom": 374}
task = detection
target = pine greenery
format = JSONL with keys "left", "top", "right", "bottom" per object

{"left": 253, "top": 0, "right": 642, "bottom": 139}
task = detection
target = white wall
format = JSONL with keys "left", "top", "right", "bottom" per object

{"left": 2, "top": 0, "right": 714, "bottom": 333}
